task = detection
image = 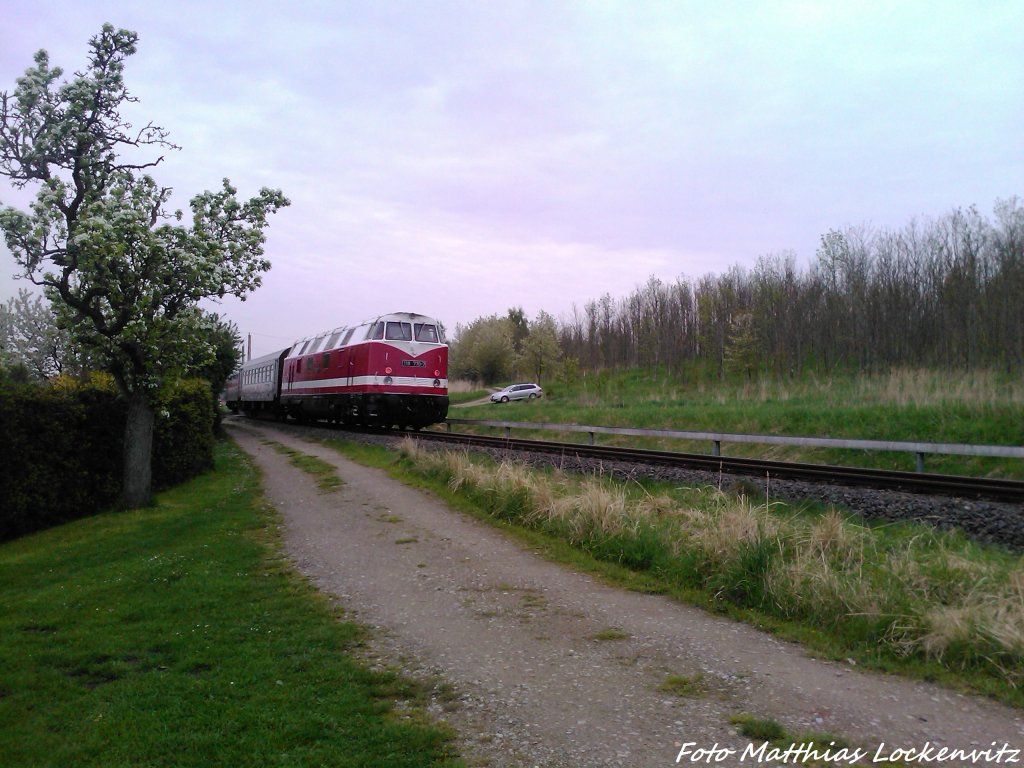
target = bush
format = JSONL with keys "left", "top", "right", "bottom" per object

{"left": 0, "top": 378, "right": 214, "bottom": 541}
{"left": 0, "top": 381, "right": 122, "bottom": 540}
{"left": 152, "top": 379, "right": 215, "bottom": 487}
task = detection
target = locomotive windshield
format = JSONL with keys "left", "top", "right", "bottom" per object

{"left": 414, "top": 323, "right": 440, "bottom": 343}
{"left": 366, "top": 319, "right": 442, "bottom": 344}
{"left": 385, "top": 322, "right": 413, "bottom": 341}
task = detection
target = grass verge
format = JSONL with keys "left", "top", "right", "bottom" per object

{"left": 448, "top": 367, "right": 1024, "bottom": 478}
{"left": 0, "top": 439, "right": 459, "bottom": 768}
{"left": 262, "top": 438, "right": 344, "bottom": 492}
{"left": 322, "top": 435, "right": 1024, "bottom": 709}
{"left": 728, "top": 714, "right": 860, "bottom": 766}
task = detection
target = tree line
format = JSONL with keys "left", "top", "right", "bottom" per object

{"left": 452, "top": 198, "right": 1024, "bottom": 385}
{"left": 449, "top": 308, "right": 561, "bottom": 385}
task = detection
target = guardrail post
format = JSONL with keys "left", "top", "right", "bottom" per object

{"left": 713, "top": 440, "right": 721, "bottom": 457}
{"left": 446, "top": 422, "right": 452, "bottom": 433}
{"left": 588, "top": 432, "right": 595, "bottom": 446}
{"left": 916, "top": 452, "right": 925, "bottom": 473}
{"left": 505, "top": 426, "right": 511, "bottom": 440}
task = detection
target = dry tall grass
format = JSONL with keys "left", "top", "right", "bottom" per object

{"left": 859, "top": 368, "right": 1024, "bottom": 406}
{"left": 680, "top": 494, "right": 781, "bottom": 563}
{"left": 717, "top": 367, "right": 1024, "bottom": 406}
{"left": 917, "top": 566, "right": 1024, "bottom": 661}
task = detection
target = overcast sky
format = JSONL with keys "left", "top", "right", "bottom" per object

{"left": 2, "top": 0, "right": 1021, "bottom": 357}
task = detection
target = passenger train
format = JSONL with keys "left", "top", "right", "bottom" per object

{"left": 224, "top": 311, "right": 448, "bottom": 429}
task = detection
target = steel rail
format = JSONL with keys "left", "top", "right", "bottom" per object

{"left": 414, "top": 431, "right": 1024, "bottom": 503}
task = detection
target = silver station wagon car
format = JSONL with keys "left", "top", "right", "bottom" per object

{"left": 490, "top": 383, "right": 543, "bottom": 403}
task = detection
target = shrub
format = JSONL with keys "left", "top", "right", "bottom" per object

{"left": 0, "top": 381, "right": 122, "bottom": 540}
{"left": 152, "top": 379, "right": 215, "bottom": 487}
{"left": 0, "top": 378, "right": 214, "bottom": 541}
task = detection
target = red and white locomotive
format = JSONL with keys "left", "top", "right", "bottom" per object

{"left": 225, "top": 311, "right": 448, "bottom": 429}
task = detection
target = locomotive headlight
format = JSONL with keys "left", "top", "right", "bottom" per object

{"left": 384, "top": 376, "right": 393, "bottom": 385}
{"left": 433, "top": 378, "right": 441, "bottom": 387}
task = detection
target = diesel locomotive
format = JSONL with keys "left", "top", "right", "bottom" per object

{"left": 225, "top": 311, "right": 448, "bottom": 429}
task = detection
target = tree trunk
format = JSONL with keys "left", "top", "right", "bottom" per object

{"left": 121, "top": 389, "right": 155, "bottom": 508}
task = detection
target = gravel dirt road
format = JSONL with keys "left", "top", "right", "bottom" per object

{"left": 227, "top": 421, "right": 1024, "bottom": 767}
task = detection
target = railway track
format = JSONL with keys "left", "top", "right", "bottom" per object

{"left": 413, "top": 430, "right": 1024, "bottom": 503}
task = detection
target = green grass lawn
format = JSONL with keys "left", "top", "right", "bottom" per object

{"left": 0, "top": 440, "right": 460, "bottom": 768}
{"left": 448, "top": 368, "right": 1024, "bottom": 478}
{"left": 446, "top": 389, "right": 490, "bottom": 406}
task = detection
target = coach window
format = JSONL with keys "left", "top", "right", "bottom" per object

{"left": 322, "top": 352, "right": 331, "bottom": 368}
{"left": 341, "top": 328, "right": 355, "bottom": 346}
{"left": 296, "top": 358, "right": 302, "bottom": 373}
{"left": 326, "top": 331, "right": 341, "bottom": 349}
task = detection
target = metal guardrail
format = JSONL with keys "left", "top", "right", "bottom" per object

{"left": 444, "top": 418, "right": 1024, "bottom": 473}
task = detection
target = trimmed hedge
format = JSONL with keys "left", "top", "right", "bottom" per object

{"left": 152, "top": 379, "right": 216, "bottom": 488}
{"left": 0, "top": 379, "right": 215, "bottom": 541}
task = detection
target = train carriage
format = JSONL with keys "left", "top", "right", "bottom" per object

{"left": 225, "top": 347, "right": 290, "bottom": 416}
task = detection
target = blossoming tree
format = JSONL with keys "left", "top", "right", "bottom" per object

{"left": 0, "top": 24, "right": 289, "bottom": 507}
